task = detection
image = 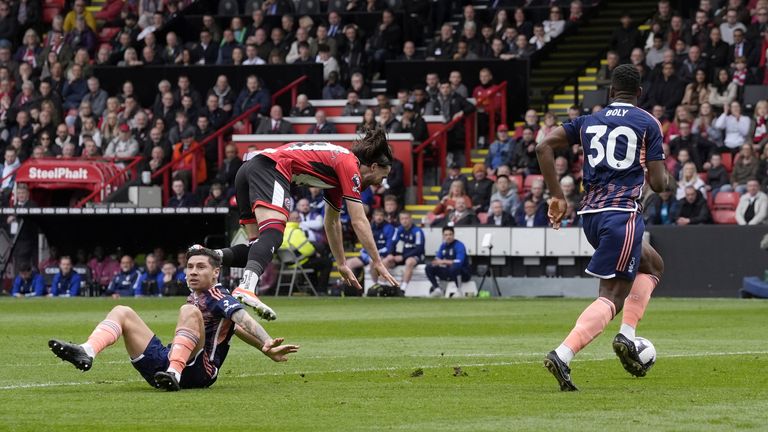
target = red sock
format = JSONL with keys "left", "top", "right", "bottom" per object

{"left": 562, "top": 297, "right": 616, "bottom": 355}
{"left": 622, "top": 273, "right": 659, "bottom": 328}
{"left": 168, "top": 327, "right": 200, "bottom": 374}
{"left": 86, "top": 320, "right": 122, "bottom": 355}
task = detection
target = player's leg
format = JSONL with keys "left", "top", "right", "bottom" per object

{"left": 49, "top": 305, "right": 154, "bottom": 371}
{"left": 215, "top": 160, "right": 258, "bottom": 268}
{"left": 425, "top": 263, "right": 443, "bottom": 296}
{"left": 613, "top": 241, "right": 664, "bottom": 377}
{"left": 155, "top": 304, "right": 206, "bottom": 391}
{"left": 401, "top": 256, "right": 418, "bottom": 291}
{"left": 544, "top": 212, "right": 639, "bottom": 390}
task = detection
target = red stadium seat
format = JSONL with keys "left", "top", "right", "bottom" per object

{"left": 476, "top": 212, "right": 488, "bottom": 224}
{"left": 697, "top": 172, "right": 707, "bottom": 183}
{"left": 509, "top": 174, "right": 523, "bottom": 192}
{"left": 720, "top": 152, "right": 733, "bottom": 173}
{"left": 99, "top": 27, "right": 120, "bottom": 44}
{"left": 44, "top": 0, "right": 64, "bottom": 7}
{"left": 42, "top": 7, "right": 60, "bottom": 24}
{"left": 713, "top": 192, "right": 740, "bottom": 210}
{"left": 712, "top": 209, "right": 737, "bottom": 224}
{"left": 523, "top": 174, "right": 544, "bottom": 194}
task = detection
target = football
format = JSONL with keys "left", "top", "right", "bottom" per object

{"left": 635, "top": 337, "right": 657, "bottom": 370}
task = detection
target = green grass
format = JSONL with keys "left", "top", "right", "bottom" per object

{"left": 1, "top": 297, "right": 767, "bottom": 432}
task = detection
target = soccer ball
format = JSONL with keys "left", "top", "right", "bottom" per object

{"left": 634, "top": 337, "right": 657, "bottom": 370}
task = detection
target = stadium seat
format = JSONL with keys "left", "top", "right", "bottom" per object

{"left": 275, "top": 248, "right": 318, "bottom": 296}
{"left": 243, "top": 0, "right": 262, "bottom": 15}
{"left": 711, "top": 209, "right": 737, "bottom": 224}
{"left": 99, "top": 27, "right": 120, "bottom": 43}
{"left": 42, "top": 7, "right": 59, "bottom": 24}
{"left": 44, "top": 0, "right": 65, "bottom": 6}
{"left": 581, "top": 89, "right": 608, "bottom": 113}
{"left": 742, "top": 85, "right": 768, "bottom": 111}
{"left": 698, "top": 172, "right": 707, "bottom": 183}
{"left": 720, "top": 152, "right": 733, "bottom": 172}
{"left": 327, "top": 0, "right": 346, "bottom": 12}
{"left": 509, "top": 174, "right": 523, "bottom": 196}
{"left": 713, "top": 192, "right": 740, "bottom": 210}
{"left": 523, "top": 174, "right": 544, "bottom": 194}
{"left": 294, "top": 0, "right": 320, "bottom": 14}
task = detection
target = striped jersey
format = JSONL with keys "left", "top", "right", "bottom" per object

{"left": 562, "top": 102, "right": 665, "bottom": 214}
{"left": 255, "top": 142, "right": 363, "bottom": 211}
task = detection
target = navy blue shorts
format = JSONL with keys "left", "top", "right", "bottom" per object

{"left": 131, "top": 335, "right": 219, "bottom": 389}
{"left": 581, "top": 211, "right": 643, "bottom": 281}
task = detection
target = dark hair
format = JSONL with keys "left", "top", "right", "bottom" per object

{"left": 186, "top": 247, "right": 222, "bottom": 268}
{"left": 442, "top": 226, "right": 455, "bottom": 234}
{"left": 18, "top": 262, "right": 32, "bottom": 272}
{"left": 351, "top": 128, "right": 393, "bottom": 167}
{"left": 610, "top": 63, "right": 640, "bottom": 94}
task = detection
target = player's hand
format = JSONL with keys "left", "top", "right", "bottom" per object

{"left": 262, "top": 337, "right": 300, "bottom": 362}
{"left": 373, "top": 260, "right": 399, "bottom": 288}
{"left": 547, "top": 197, "right": 568, "bottom": 230}
{"left": 337, "top": 264, "right": 361, "bottom": 290}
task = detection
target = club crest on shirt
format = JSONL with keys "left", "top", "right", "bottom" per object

{"left": 284, "top": 197, "right": 294, "bottom": 211}
{"left": 351, "top": 173, "right": 361, "bottom": 193}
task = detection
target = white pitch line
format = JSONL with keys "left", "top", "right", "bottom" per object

{"left": 2, "top": 350, "right": 765, "bottom": 391}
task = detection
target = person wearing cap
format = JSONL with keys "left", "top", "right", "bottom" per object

{"left": 400, "top": 101, "right": 428, "bottom": 144}
{"left": 485, "top": 124, "right": 515, "bottom": 173}
{"left": 439, "top": 161, "right": 469, "bottom": 198}
{"left": 104, "top": 123, "right": 139, "bottom": 158}
{"left": 172, "top": 128, "right": 207, "bottom": 185}
{"left": 467, "top": 163, "right": 494, "bottom": 213}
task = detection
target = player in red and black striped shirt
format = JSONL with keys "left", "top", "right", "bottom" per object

{"left": 217, "top": 129, "right": 399, "bottom": 320}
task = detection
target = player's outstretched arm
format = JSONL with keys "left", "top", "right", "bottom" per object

{"left": 346, "top": 199, "right": 399, "bottom": 287}
{"left": 232, "top": 309, "right": 299, "bottom": 362}
{"left": 322, "top": 204, "right": 360, "bottom": 288}
{"left": 536, "top": 126, "right": 570, "bottom": 228}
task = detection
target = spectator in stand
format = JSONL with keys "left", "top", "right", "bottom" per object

{"left": 255, "top": 105, "right": 294, "bottom": 134}
{"left": 427, "top": 23, "right": 456, "bottom": 60}
{"left": 365, "top": 8, "right": 401, "bottom": 78}
{"left": 11, "top": 262, "right": 45, "bottom": 297}
{"left": 676, "top": 161, "right": 708, "bottom": 199}
{"left": 62, "top": 63, "right": 87, "bottom": 111}
{"left": 561, "top": 175, "right": 582, "bottom": 207}
{"left": 543, "top": 5, "right": 566, "bottom": 39}
{"left": 315, "top": 43, "right": 339, "bottom": 81}
{"left": 514, "top": 109, "right": 540, "bottom": 139}
{"left": 398, "top": 40, "right": 422, "bottom": 61}
{"left": 644, "top": 185, "right": 677, "bottom": 225}
{"left": 736, "top": 180, "right": 768, "bottom": 224}
{"left": 81, "top": 137, "right": 101, "bottom": 157}
{"left": 234, "top": 74, "right": 270, "bottom": 121}
{"left": 433, "top": 179, "right": 472, "bottom": 219}
{"left": 289, "top": 94, "right": 315, "bottom": 117}
{"left": 535, "top": 111, "right": 559, "bottom": 144}
{"left": 596, "top": 51, "right": 620, "bottom": 89}
{"left": 382, "top": 211, "right": 424, "bottom": 292}
{"left": 448, "top": 71, "right": 468, "bottom": 99}
{"left": 50, "top": 256, "right": 82, "bottom": 297}
{"left": 377, "top": 106, "right": 400, "bottom": 134}
{"left": 172, "top": 130, "right": 206, "bottom": 185}
{"left": 516, "top": 199, "right": 548, "bottom": 227}
{"left": 342, "top": 90, "right": 364, "bottom": 116}
{"left": 105, "top": 255, "right": 141, "bottom": 298}
{"left": 466, "top": 162, "right": 493, "bottom": 212}
{"left": 338, "top": 24, "right": 366, "bottom": 78}
{"left": 1, "top": 146, "right": 19, "bottom": 201}
{"left": 720, "top": 7, "right": 747, "bottom": 44}
{"left": 154, "top": 92, "right": 177, "bottom": 128}
{"left": 529, "top": 24, "right": 549, "bottom": 51}
{"left": 610, "top": 12, "right": 642, "bottom": 63}
{"left": 167, "top": 110, "right": 195, "bottom": 147}
{"left": 195, "top": 29, "right": 219, "bottom": 65}
{"left": 323, "top": 70, "right": 346, "bottom": 99}
{"left": 203, "top": 94, "right": 229, "bottom": 131}
{"left": 485, "top": 199, "right": 514, "bottom": 226}
{"left": 174, "top": 75, "right": 202, "bottom": 107}
{"left": 751, "top": 100, "right": 768, "bottom": 148}
{"left": 439, "top": 196, "right": 478, "bottom": 227}
{"left": 703, "top": 27, "right": 729, "bottom": 73}
{"left": 141, "top": 145, "right": 165, "bottom": 185}
{"left": 356, "top": 108, "right": 377, "bottom": 133}
{"left": 134, "top": 253, "right": 164, "bottom": 296}
{"left": 644, "top": 62, "right": 685, "bottom": 118}
{"left": 63, "top": 0, "right": 96, "bottom": 32}
{"left": 517, "top": 179, "right": 548, "bottom": 220}
{"left": 732, "top": 143, "right": 760, "bottom": 193}
{"left": 208, "top": 75, "right": 235, "bottom": 114}
{"left": 689, "top": 9, "right": 712, "bottom": 49}
{"left": 143, "top": 127, "right": 170, "bottom": 161}
{"left": 705, "top": 153, "right": 732, "bottom": 195}
{"left": 489, "top": 174, "right": 519, "bottom": 215}
{"left": 673, "top": 186, "right": 711, "bottom": 225}
{"left": 669, "top": 120, "right": 712, "bottom": 170}
{"left": 514, "top": 126, "right": 540, "bottom": 175}
{"left": 427, "top": 81, "right": 475, "bottom": 165}
{"left": 308, "top": 110, "right": 336, "bottom": 134}
{"left": 400, "top": 102, "right": 428, "bottom": 144}
{"left": 680, "top": 68, "right": 710, "bottom": 113}
{"left": 714, "top": 101, "right": 751, "bottom": 151}
{"left": 425, "top": 226, "right": 471, "bottom": 298}
{"left": 215, "top": 144, "right": 241, "bottom": 196}
{"left": 82, "top": 77, "right": 107, "bottom": 118}
{"left": 77, "top": 117, "right": 102, "bottom": 151}
{"left": 217, "top": 29, "right": 241, "bottom": 65}
{"left": 168, "top": 178, "right": 199, "bottom": 207}
{"left": 693, "top": 102, "right": 721, "bottom": 144}
{"left": 104, "top": 123, "right": 139, "bottom": 158}
{"left": 203, "top": 182, "right": 229, "bottom": 208}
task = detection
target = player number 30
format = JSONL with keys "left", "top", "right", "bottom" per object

{"left": 584, "top": 125, "right": 638, "bottom": 170}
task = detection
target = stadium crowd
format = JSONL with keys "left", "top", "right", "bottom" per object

{"left": 3, "top": 0, "right": 768, "bottom": 296}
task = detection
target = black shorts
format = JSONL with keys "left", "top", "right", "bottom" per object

{"left": 235, "top": 155, "right": 292, "bottom": 225}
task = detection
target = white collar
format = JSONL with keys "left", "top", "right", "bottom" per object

{"left": 609, "top": 102, "right": 634, "bottom": 107}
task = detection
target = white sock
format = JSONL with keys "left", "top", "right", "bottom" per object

{"left": 400, "top": 282, "right": 408, "bottom": 290}
{"left": 620, "top": 324, "right": 636, "bottom": 340}
{"left": 555, "top": 344, "right": 575, "bottom": 365}
{"left": 80, "top": 343, "right": 95, "bottom": 358}
{"left": 167, "top": 367, "right": 181, "bottom": 381}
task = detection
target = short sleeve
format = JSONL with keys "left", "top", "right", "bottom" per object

{"left": 644, "top": 119, "right": 666, "bottom": 161}
{"left": 209, "top": 287, "right": 244, "bottom": 319}
{"left": 337, "top": 154, "right": 363, "bottom": 204}
{"left": 561, "top": 116, "right": 584, "bottom": 146}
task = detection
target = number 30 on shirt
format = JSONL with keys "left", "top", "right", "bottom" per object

{"left": 584, "top": 125, "right": 638, "bottom": 170}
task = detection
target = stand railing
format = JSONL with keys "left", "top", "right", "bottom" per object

{"left": 74, "top": 157, "right": 144, "bottom": 207}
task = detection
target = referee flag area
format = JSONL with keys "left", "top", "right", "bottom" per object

{"left": 1, "top": 297, "right": 766, "bottom": 431}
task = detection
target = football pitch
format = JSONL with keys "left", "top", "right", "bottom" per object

{"left": 1, "top": 297, "right": 766, "bottom": 432}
